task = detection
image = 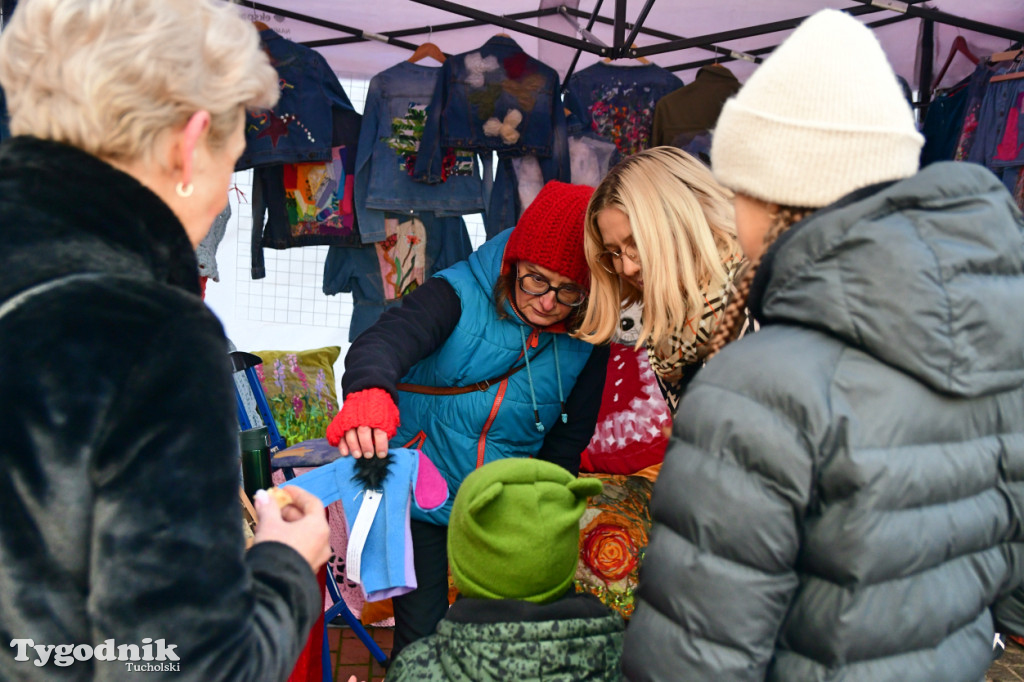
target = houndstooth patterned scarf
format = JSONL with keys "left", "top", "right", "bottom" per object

{"left": 646, "top": 254, "right": 745, "bottom": 413}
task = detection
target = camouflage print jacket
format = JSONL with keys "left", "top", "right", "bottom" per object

{"left": 386, "top": 593, "right": 625, "bottom": 681}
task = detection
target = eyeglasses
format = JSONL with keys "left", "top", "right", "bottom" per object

{"left": 517, "top": 273, "right": 587, "bottom": 307}
{"left": 596, "top": 246, "right": 641, "bottom": 274}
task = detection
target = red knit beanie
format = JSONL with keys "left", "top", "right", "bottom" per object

{"left": 503, "top": 181, "right": 594, "bottom": 290}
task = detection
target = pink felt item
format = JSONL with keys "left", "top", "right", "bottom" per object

{"left": 414, "top": 451, "right": 449, "bottom": 511}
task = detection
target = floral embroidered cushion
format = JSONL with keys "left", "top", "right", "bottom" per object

{"left": 574, "top": 472, "right": 654, "bottom": 619}
{"left": 253, "top": 346, "right": 340, "bottom": 447}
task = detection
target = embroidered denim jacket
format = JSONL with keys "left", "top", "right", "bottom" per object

{"left": 412, "top": 36, "right": 569, "bottom": 184}
{"left": 355, "top": 61, "right": 485, "bottom": 243}
{"left": 565, "top": 62, "right": 683, "bottom": 158}
{"left": 236, "top": 29, "right": 361, "bottom": 171}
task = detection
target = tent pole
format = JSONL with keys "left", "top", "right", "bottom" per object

{"left": 301, "top": 8, "right": 559, "bottom": 49}
{"left": 562, "top": 0, "right": 607, "bottom": 89}
{"left": 843, "top": 0, "right": 1024, "bottom": 44}
{"left": 629, "top": 0, "right": 945, "bottom": 58}
{"left": 613, "top": 0, "right": 627, "bottom": 59}
{"left": 563, "top": 1, "right": 927, "bottom": 62}
{"left": 623, "top": 0, "right": 656, "bottom": 57}
{"left": 248, "top": 2, "right": 399, "bottom": 41}
{"left": 407, "top": 0, "right": 607, "bottom": 55}
{"left": 917, "top": 18, "right": 934, "bottom": 120}
{"left": 663, "top": 11, "right": 915, "bottom": 73}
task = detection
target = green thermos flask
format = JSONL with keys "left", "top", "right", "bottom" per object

{"left": 240, "top": 426, "right": 272, "bottom": 502}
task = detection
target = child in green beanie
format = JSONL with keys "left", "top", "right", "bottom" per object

{"left": 385, "top": 458, "right": 625, "bottom": 681}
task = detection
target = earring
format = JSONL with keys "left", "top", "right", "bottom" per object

{"left": 175, "top": 182, "right": 194, "bottom": 198}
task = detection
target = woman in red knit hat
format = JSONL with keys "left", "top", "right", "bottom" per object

{"left": 325, "top": 180, "right": 609, "bottom": 659}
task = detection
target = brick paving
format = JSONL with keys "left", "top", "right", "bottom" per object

{"left": 327, "top": 625, "right": 390, "bottom": 682}
{"left": 329, "top": 624, "right": 1024, "bottom": 681}
{"left": 989, "top": 638, "right": 1024, "bottom": 682}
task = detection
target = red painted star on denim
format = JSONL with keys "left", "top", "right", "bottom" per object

{"left": 256, "top": 110, "right": 291, "bottom": 147}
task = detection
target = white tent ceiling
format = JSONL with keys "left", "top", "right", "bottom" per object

{"left": 237, "top": 1, "right": 1024, "bottom": 92}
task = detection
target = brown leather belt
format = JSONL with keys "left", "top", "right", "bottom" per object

{"left": 397, "top": 363, "right": 525, "bottom": 395}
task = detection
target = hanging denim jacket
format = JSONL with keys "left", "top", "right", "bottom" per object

{"left": 355, "top": 61, "right": 485, "bottom": 243}
{"left": 963, "top": 71, "right": 1024, "bottom": 197}
{"left": 565, "top": 62, "right": 683, "bottom": 158}
{"left": 954, "top": 62, "right": 997, "bottom": 162}
{"left": 236, "top": 28, "right": 361, "bottom": 171}
{"left": 321, "top": 211, "right": 473, "bottom": 340}
{"left": 412, "top": 36, "right": 570, "bottom": 237}
{"left": 413, "top": 36, "right": 569, "bottom": 178}
{"left": 966, "top": 67, "right": 1020, "bottom": 171}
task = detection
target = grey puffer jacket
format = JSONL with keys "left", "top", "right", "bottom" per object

{"left": 622, "top": 162, "right": 1024, "bottom": 682}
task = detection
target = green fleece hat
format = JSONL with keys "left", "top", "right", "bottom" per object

{"left": 448, "top": 458, "right": 603, "bottom": 604}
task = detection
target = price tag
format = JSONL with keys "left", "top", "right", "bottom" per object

{"left": 346, "top": 490, "right": 383, "bottom": 584}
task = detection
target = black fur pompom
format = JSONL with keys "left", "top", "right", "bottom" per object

{"left": 352, "top": 455, "right": 393, "bottom": 491}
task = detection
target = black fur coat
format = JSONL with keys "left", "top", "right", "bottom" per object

{"left": 0, "top": 136, "right": 320, "bottom": 680}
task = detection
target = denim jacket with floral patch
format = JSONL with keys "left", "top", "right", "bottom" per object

{"left": 412, "top": 36, "right": 569, "bottom": 185}
{"left": 355, "top": 61, "right": 485, "bottom": 243}
{"left": 565, "top": 62, "right": 682, "bottom": 158}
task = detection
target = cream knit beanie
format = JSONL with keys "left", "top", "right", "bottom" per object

{"left": 711, "top": 9, "right": 924, "bottom": 208}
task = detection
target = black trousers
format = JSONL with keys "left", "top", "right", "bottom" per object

{"left": 391, "top": 519, "right": 450, "bottom": 659}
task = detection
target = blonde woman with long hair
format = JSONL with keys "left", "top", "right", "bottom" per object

{"left": 575, "top": 146, "right": 743, "bottom": 412}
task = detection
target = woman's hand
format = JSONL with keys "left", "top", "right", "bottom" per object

{"left": 325, "top": 388, "right": 399, "bottom": 458}
{"left": 337, "top": 425, "right": 390, "bottom": 459}
{"left": 252, "top": 487, "right": 331, "bottom": 572}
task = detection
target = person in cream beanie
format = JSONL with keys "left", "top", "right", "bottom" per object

{"left": 711, "top": 8, "right": 924, "bottom": 208}
{"left": 623, "top": 8, "right": 1024, "bottom": 682}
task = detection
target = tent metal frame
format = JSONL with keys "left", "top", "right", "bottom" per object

{"left": 246, "top": 0, "right": 1024, "bottom": 105}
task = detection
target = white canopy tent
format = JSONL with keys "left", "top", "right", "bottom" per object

{"left": 236, "top": 0, "right": 1024, "bottom": 98}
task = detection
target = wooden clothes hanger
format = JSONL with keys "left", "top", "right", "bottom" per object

{"left": 408, "top": 42, "right": 446, "bottom": 64}
{"left": 603, "top": 44, "right": 650, "bottom": 65}
{"left": 991, "top": 48, "right": 1024, "bottom": 62}
{"left": 932, "top": 35, "right": 979, "bottom": 89}
{"left": 990, "top": 48, "right": 1024, "bottom": 83}
{"left": 408, "top": 27, "right": 446, "bottom": 65}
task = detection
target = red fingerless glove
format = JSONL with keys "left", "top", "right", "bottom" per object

{"left": 325, "top": 388, "right": 401, "bottom": 446}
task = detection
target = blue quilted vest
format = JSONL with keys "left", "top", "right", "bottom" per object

{"left": 394, "top": 228, "right": 594, "bottom": 525}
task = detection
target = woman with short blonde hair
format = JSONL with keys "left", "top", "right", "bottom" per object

{"left": 0, "top": 1, "right": 329, "bottom": 679}
{"left": 0, "top": 0, "right": 277, "bottom": 164}
{"left": 575, "top": 146, "right": 743, "bottom": 411}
